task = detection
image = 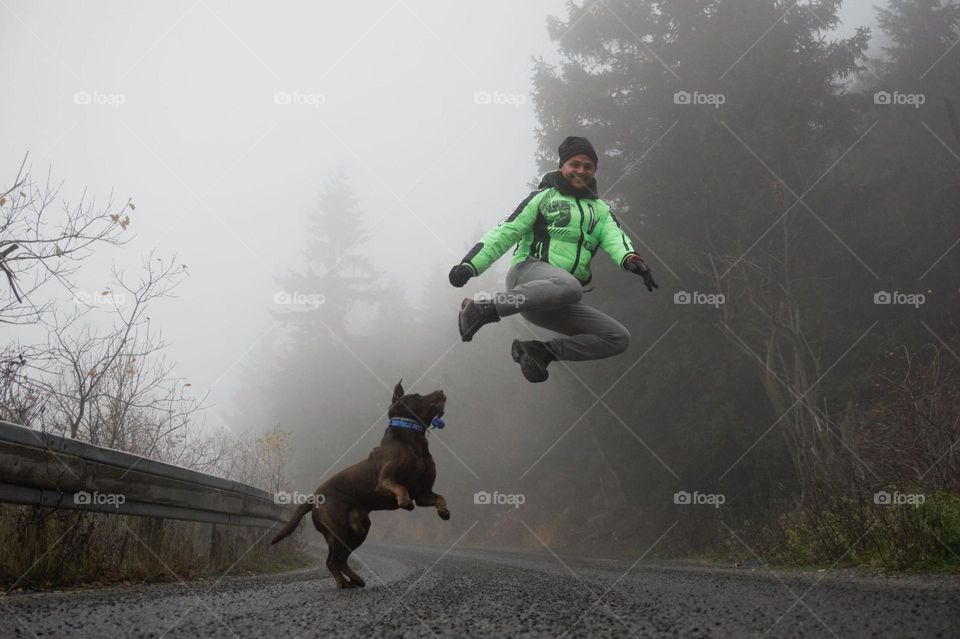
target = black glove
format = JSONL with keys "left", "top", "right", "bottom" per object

{"left": 624, "top": 255, "right": 658, "bottom": 292}
{"left": 448, "top": 263, "right": 474, "bottom": 288}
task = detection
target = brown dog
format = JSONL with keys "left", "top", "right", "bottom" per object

{"left": 271, "top": 380, "right": 449, "bottom": 588}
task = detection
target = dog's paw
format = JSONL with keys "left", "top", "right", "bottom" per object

{"left": 398, "top": 497, "right": 415, "bottom": 510}
{"left": 438, "top": 509, "right": 451, "bottom": 521}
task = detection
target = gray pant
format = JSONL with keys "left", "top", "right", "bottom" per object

{"left": 492, "top": 259, "right": 630, "bottom": 361}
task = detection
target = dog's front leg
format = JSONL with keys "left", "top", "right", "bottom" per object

{"left": 375, "top": 462, "right": 413, "bottom": 510}
{"left": 415, "top": 492, "right": 450, "bottom": 520}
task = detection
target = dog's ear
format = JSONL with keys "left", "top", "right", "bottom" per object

{"left": 392, "top": 379, "right": 404, "bottom": 405}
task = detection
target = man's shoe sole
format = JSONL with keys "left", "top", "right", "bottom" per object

{"left": 459, "top": 299, "right": 473, "bottom": 342}
{"left": 511, "top": 339, "right": 549, "bottom": 383}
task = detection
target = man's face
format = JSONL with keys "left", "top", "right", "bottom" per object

{"left": 560, "top": 154, "right": 596, "bottom": 190}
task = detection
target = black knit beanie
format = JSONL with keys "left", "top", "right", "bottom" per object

{"left": 558, "top": 136, "right": 598, "bottom": 167}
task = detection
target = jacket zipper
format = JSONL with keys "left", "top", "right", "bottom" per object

{"left": 569, "top": 197, "right": 586, "bottom": 277}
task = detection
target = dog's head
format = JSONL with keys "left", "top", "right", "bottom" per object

{"left": 388, "top": 380, "right": 446, "bottom": 428}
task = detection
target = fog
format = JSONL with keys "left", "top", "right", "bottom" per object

{"left": 4, "top": 0, "right": 959, "bottom": 560}
{"left": 3, "top": 0, "right": 568, "bottom": 400}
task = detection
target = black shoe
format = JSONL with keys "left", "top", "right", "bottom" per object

{"left": 511, "top": 339, "right": 554, "bottom": 383}
{"left": 459, "top": 298, "right": 500, "bottom": 342}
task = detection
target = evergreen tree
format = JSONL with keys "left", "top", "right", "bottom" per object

{"left": 275, "top": 166, "right": 384, "bottom": 341}
{"left": 231, "top": 169, "right": 391, "bottom": 489}
{"left": 529, "top": 0, "right": 872, "bottom": 525}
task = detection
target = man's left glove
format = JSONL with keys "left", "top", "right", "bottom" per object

{"left": 448, "top": 263, "right": 475, "bottom": 288}
{"left": 624, "top": 254, "right": 658, "bottom": 292}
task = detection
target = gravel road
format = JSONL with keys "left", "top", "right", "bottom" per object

{"left": 2, "top": 541, "right": 957, "bottom": 637}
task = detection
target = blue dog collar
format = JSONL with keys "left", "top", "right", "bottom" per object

{"left": 388, "top": 416, "right": 445, "bottom": 432}
{"left": 388, "top": 417, "right": 426, "bottom": 433}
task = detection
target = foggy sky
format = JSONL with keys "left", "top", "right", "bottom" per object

{"left": 3, "top": 0, "right": 880, "bottom": 437}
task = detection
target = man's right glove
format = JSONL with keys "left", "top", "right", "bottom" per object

{"left": 624, "top": 254, "right": 658, "bottom": 292}
{"left": 448, "top": 263, "right": 475, "bottom": 288}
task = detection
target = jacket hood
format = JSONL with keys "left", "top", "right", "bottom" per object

{"left": 538, "top": 170, "right": 599, "bottom": 199}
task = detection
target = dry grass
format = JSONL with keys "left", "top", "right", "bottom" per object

{"left": 0, "top": 504, "right": 310, "bottom": 591}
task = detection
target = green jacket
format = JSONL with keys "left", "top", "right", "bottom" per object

{"left": 460, "top": 171, "right": 637, "bottom": 285}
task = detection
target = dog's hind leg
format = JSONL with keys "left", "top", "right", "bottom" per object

{"left": 315, "top": 504, "right": 356, "bottom": 589}
{"left": 336, "top": 509, "right": 371, "bottom": 588}
{"left": 335, "top": 546, "right": 365, "bottom": 588}
{"left": 323, "top": 537, "right": 352, "bottom": 589}
{"left": 348, "top": 508, "right": 371, "bottom": 546}
{"left": 326, "top": 533, "right": 366, "bottom": 589}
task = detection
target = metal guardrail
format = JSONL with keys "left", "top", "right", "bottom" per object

{"left": 0, "top": 420, "right": 292, "bottom": 528}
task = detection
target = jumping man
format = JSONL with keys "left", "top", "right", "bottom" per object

{"left": 448, "top": 136, "right": 658, "bottom": 383}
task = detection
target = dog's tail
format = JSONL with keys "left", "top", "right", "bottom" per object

{"left": 271, "top": 502, "right": 312, "bottom": 545}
